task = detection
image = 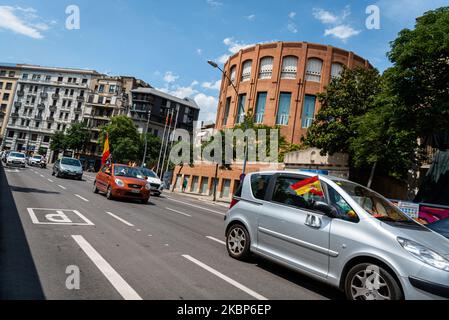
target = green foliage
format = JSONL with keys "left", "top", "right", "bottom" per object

{"left": 64, "top": 123, "right": 89, "bottom": 152}
{"left": 140, "top": 133, "right": 162, "bottom": 167}
{"left": 49, "top": 131, "right": 67, "bottom": 152}
{"left": 100, "top": 116, "right": 143, "bottom": 164}
{"left": 386, "top": 6, "right": 449, "bottom": 137}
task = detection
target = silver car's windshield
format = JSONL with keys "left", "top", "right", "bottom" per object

{"left": 10, "top": 152, "right": 25, "bottom": 158}
{"left": 331, "top": 179, "right": 411, "bottom": 223}
{"left": 61, "top": 158, "right": 81, "bottom": 166}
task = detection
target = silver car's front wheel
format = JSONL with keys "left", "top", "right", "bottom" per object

{"left": 226, "top": 224, "right": 250, "bottom": 260}
{"left": 345, "top": 263, "right": 403, "bottom": 300}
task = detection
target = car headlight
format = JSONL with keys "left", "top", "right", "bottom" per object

{"left": 398, "top": 237, "right": 449, "bottom": 272}
{"left": 144, "top": 183, "right": 151, "bottom": 190}
{"left": 115, "top": 179, "right": 125, "bottom": 187}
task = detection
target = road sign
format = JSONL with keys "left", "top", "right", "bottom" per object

{"left": 27, "top": 208, "right": 94, "bottom": 226}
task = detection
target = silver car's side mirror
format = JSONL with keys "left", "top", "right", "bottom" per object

{"left": 313, "top": 201, "right": 338, "bottom": 218}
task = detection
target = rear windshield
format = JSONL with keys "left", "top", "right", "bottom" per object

{"left": 140, "top": 168, "right": 158, "bottom": 178}
{"left": 250, "top": 174, "right": 272, "bottom": 200}
{"left": 10, "top": 152, "right": 25, "bottom": 158}
{"left": 61, "top": 158, "right": 81, "bottom": 166}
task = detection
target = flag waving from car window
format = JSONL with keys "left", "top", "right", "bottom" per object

{"left": 101, "top": 133, "right": 111, "bottom": 165}
{"left": 290, "top": 176, "right": 324, "bottom": 197}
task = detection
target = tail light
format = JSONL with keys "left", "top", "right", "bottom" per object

{"left": 229, "top": 197, "right": 240, "bottom": 209}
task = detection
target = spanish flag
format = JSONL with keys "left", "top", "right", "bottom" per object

{"left": 101, "top": 133, "right": 110, "bottom": 165}
{"left": 290, "top": 176, "right": 324, "bottom": 197}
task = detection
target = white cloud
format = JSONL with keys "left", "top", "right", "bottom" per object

{"left": 217, "top": 37, "right": 255, "bottom": 64}
{"left": 313, "top": 5, "right": 359, "bottom": 41}
{"left": 324, "top": 25, "right": 360, "bottom": 41}
{"left": 202, "top": 79, "right": 221, "bottom": 90}
{"left": 288, "top": 12, "right": 296, "bottom": 19}
{"left": 197, "top": 48, "right": 203, "bottom": 55}
{"left": 163, "top": 71, "right": 179, "bottom": 84}
{"left": 0, "top": 6, "right": 46, "bottom": 39}
{"left": 194, "top": 93, "right": 218, "bottom": 122}
{"left": 206, "top": 0, "right": 223, "bottom": 7}
{"left": 245, "top": 14, "right": 256, "bottom": 21}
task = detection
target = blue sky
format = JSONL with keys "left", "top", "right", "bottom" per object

{"left": 0, "top": 0, "right": 447, "bottom": 121}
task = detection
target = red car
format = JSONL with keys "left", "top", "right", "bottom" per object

{"left": 93, "top": 164, "right": 150, "bottom": 204}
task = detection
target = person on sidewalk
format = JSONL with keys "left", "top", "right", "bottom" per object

{"left": 182, "top": 177, "right": 188, "bottom": 193}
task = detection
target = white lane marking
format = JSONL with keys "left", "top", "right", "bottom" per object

{"left": 105, "top": 211, "right": 135, "bottom": 227}
{"left": 165, "top": 207, "right": 192, "bottom": 217}
{"left": 166, "top": 197, "right": 225, "bottom": 215}
{"left": 182, "top": 255, "right": 268, "bottom": 300}
{"left": 47, "top": 179, "right": 54, "bottom": 183}
{"left": 74, "top": 194, "right": 89, "bottom": 202}
{"left": 40, "top": 174, "right": 45, "bottom": 178}
{"left": 27, "top": 208, "right": 94, "bottom": 226}
{"left": 206, "top": 236, "right": 226, "bottom": 245}
{"left": 72, "top": 235, "right": 142, "bottom": 300}
{"left": 58, "top": 185, "right": 66, "bottom": 190}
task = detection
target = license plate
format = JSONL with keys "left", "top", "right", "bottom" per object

{"left": 131, "top": 189, "right": 140, "bottom": 194}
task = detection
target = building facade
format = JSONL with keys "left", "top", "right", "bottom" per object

{"left": 0, "top": 63, "right": 20, "bottom": 143}
{"left": 129, "top": 87, "right": 200, "bottom": 138}
{"left": 1, "top": 64, "right": 98, "bottom": 158}
{"left": 172, "top": 41, "right": 371, "bottom": 201}
{"left": 81, "top": 75, "right": 150, "bottom": 167}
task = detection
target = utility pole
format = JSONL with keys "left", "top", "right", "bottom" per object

{"left": 141, "top": 110, "right": 151, "bottom": 166}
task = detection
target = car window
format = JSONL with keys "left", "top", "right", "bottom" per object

{"left": 271, "top": 175, "right": 325, "bottom": 212}
{"left": 10, "top": 152, "right": 25, "bottom": 158}
{"left": 61, "top": 158, "right": 81, "bottom": 166}
{"left": 326, "top": 183, "right": 359, "bottom": 222}
{"left": 250, "top": 174, "right": 271, "bottom": 200}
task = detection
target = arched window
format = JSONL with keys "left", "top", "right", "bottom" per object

{"left": 241, "top": 60, "right": 252, "bottom": 82}
{"left": 305, "top": 58, "right": 323, "bottom": 83}
{"left": 229, "top": 65, "right": 236, "bottom": 85}
{"left": 281, "top": 56, "right": 298, "bottom": 79}
{"left": 259, "top": 57, "right": 273, "bottom": 80}
{"left": 331, "top": 63, "right": 344, "bottom": 79}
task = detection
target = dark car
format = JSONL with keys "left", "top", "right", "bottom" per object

{"left": 427, "top": 218, "right": 449, "bottom": 239}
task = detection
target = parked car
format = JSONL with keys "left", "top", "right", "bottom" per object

{"left": 139, "top": 167, "right": 163, "bottom": 196}
{"left": 92, "top": 164, "right": 150, "bottom": 204}
{"left": 29, "top": 155, "right": 44, "bottom": 166}
{"left": 225, "top": 171, "right": 449, "bottom": 300}
{"left": 52, "top": 157, "right": 83, "bottom": 180}
{"left": 427, "top": 218, "right": 449, "bottom": 239}
{"left": 6, "top": 151, "right": 27, "bottom": 168}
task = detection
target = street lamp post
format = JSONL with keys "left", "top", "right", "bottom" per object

{"left": 207, "top": 60, "right": 249, "bottom": 175}
{"left": 141, "top": 110, "right": 151, "bottom": 166}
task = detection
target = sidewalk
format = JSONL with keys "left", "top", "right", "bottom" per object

{"left": 166, "top": 189, "right": 230, "bottom": 208}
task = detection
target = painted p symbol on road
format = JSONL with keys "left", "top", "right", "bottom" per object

{"left": 27, "top": 208, "right": 94, "bottom": 226}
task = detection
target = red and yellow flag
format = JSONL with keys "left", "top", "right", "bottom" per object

{"left": 101, "top": 133, "right": 110, "bottom": 165}
{"left": 290, "top": 176, "right": 324, "bottom": 197}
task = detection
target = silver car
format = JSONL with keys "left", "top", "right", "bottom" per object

{"left": 224, "top": 171, "right": 449, "bottom": 300}
{"left": 52, "top": 157, "right": 83, "bottom": 180}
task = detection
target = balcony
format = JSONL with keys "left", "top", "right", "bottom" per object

{"left": 52, "top": 93, "right": 60, "bottom": 100}
{"left": 11, "top": 112, "right": 19, "bottom": 118}
{"left": 40, "top": 92, "right": 48, "bottom": 99}
{"left": 47, "top": 117, "right": 55, "bottom": 122}
{"left": 77, "top": 95, "right": 85, "bottom": 102}
{"left": 276, "top": 114, "right": 289, "bottom": 126}
{"left": 74, "top": 107, "right": 82, "bottom": 113}
{"left": 17, "top": 90, "right": 24, "bottom": 97}
{"left": 14, "top": 102, "right": 22, "bottom": 108}
{"left": 49, "top": 106, "right": 57, "bottom": 112}
{"left": 254, "top": 113, "right": 264, "bottom": 124}
{"left": 35, "top": 115, "right": 43, "bottom": 120}
{"left": 37, "top": 103, "right": 45, "bottom": 110}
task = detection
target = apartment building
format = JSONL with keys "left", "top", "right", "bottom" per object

{"left": 129, "top": 87, "right": 200, "bottom": 138}
{"left": 1, "top": 64, "right": 98, "bottom": 158}
{"left": 0, "top": 63, "right": 20, "bottom": 143}
{"left": 81, "top": 75, "right": 150, "bottom": 167}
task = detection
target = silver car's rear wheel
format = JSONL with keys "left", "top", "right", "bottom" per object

{"left": 345, "top": 263, "right": 403, "bottom": 300}
{"left": 226, "top": 224, "right": 250, "bottom": 260}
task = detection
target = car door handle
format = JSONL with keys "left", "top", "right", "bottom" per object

{"left": 305, "top": 214, "right": 322, "bottom": 228}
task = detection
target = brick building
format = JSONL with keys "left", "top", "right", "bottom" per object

{"left": 172, "top": 41, "right": 371, "bottom": 201}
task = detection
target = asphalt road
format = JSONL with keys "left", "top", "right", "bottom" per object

{"left": 0, "top": 163, "right": 344, "bottom": 300}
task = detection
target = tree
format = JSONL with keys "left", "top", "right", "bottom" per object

{"left": 50, "top": 131, "right": 67, "bottom": 153}
{"left": 100, "top": 116, "right": 142, "bottom": 164}
{"left": 386, "top": 6, "right": 449, "bottom": 137}
{"left": 302, "top": 67, "right": 382, "bottom": 155}
{"left": 64, "top": 123, "right": 89, "bottom": 153}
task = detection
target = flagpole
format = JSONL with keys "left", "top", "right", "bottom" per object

{"left": 156, "top": 111, "right": 170, "bottom": 174}
{"left": 165, "top": 105, "right": 180, "bottom": 174}
{"left": 160, "top": 108, "right": 174, "bottom": 177}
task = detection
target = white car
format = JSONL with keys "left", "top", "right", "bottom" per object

{"left": 29, "top": 155, "right": 44, "bottom": 166}
{"left": 6, "top": 152, "right": 27, "bottom": 168}
{"left": 139, "top": 167, "right": 163, "bottom": 196}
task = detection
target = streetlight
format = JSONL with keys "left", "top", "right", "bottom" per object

{"left": 207, "top": 60, "right": 249, "bottom": 175}
{"left": 141, "top": 110, "right": 151, "bottom": 166}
